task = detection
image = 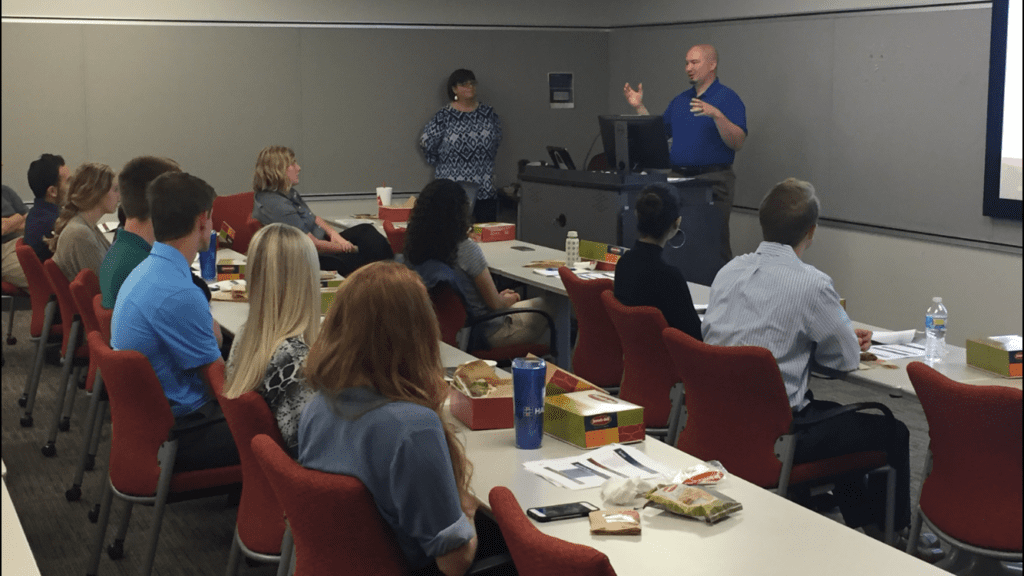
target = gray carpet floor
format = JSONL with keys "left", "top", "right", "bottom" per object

{"left": 0, "top": 302, "right": 1009, "bottom": 575}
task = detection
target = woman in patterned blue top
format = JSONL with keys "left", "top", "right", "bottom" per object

{"left": 420, "top": 69, "right": 503, "bottom": 223}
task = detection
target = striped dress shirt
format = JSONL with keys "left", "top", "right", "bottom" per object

{"left": 702, "top": 242, "right": 860, "bottom": 410}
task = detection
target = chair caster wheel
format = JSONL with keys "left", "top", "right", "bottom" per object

{"left": 58, "top": 417, "right": 70, "bottom": 432}
{"left": 107, "top": 540, "right": 125, "bottom": 560}
{"left": 17, "top": 394, "right": 27, "bottom": 407}
{"left": 41, "top": 443, "right": 56, "bottom": 457}
{"left": 65, "top": 486, "right": 82, "bottom": 501}
{"left": 84, "top": 454, "right": 96, "bottom": 471}
{"left": 88, "top": 504, "right": 100, "bottom": 523}
{"left": 6, "top": 337, "right": 15, "bottom": 345}
{"left": 20, "top": 415, "right": 33, "bottom": 427}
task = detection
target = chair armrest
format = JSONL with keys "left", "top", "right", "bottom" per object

{"left": 466, "top": 306, "right": 557, "bottom": 355}
{"left": 792, "top": 401, "right": 894, "bottom": 430}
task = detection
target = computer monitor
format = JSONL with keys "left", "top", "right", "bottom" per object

{"left": 598, "top": 114, "right": 671, "bottom": 174}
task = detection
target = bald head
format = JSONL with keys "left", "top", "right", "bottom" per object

{"left": 692, "top": 44, "right": 718, "bottom": 65}
{"left": 685, "top": 44, "right": 719, "bottom": 87}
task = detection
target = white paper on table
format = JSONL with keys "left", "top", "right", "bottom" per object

{"left": 871, "top": 329, "right": 916, "bottom": 345}
{"left": 868, "top": 342, "right": 926, "bottom": 361}
{"left": 522, "top": 444, "right": 677, "bottom": 490}
{"left": 576, "top": 271, "right": 615, "bottom": 280}
{"left": 532, "top": 268, "right": 560, "bottom": 277}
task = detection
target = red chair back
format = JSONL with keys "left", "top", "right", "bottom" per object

{"left": 218, "top": 391, "right": 287, "bottom": 555}
{"left": 557, "top": 268, "right": 621, "bottom": 389}
{"left": 662, "top": 327, "right": 793, "bottom": 487}
{"left": 600, "top": 290, "right": 676, "bottom": 427}
{"left": 908, "top": 362, "right": 1023, "bottom": 552}
{"left": 429, "top": 283, "right": 468, "bottom": 347}
{"left": 14, "top": 238, "right": 60, "bottom": 338}
{"left": 69, "top": 269, "right": 102, "bottom": 391}
{"left": 92, "top": 293, "right": 112, "bottom": 344}
{"left": 251, "top": 435, "right": 408, "bottom": 576}
{"left": 246, "top": 216, "right": 263, "bottom": 239}
{"left": 212, "top": 192, "right": 256, "bottom": 254}
{"left": 489, "top": 486, "right": 616, "bottom": 576}
{"left": 88, "top": 331, "right": 241, "bottom": 496}
{"left": 382, "top": 220, "right": 406, "bottom": 255}
{"left": 43, "top": 259, "right": 87, "bottom": 358}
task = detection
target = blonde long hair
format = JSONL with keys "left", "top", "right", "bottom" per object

{"left": 304, "top": 261, "right": 473, "bottom": 497}
{"left": 47, "top": 163, "right": 115, "bottom": 251}
{"left": 252, "top": 146, "right": 295, "bottom": 195}
{"left": 224, "top": 223, "right": 321, "bottom": 398}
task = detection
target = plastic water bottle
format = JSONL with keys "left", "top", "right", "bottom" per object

{"left": 565, "top": 231, "right": 579, "bottom": 268}
{"left": 924, "top": 297, "right": 948, "bottom": 364}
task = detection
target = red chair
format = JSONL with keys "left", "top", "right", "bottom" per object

{"left": 40, "top": 259, "right": 91, "bottom": 456}
{"left": 661, "top": 327, "right": 896, "bottom": 544}
{"left": 251, "top": 434, "right": 408, "bottom": 576}
{"left": 557, "top": 267, "right": 622, "bottom": 391}
{"left": 600, "top": 291, "right": 680, "bottom": 437}
{"left": 488, "top": 486, "right": 616, "bottom": 576}
{"left": 218, "top": 391, "right": 292, "bottom": 575}
{"left": 65, "top": 269, "right": 107, "bottom": 501}
{"left": 92, "top": 294, "right": 112, "bottom": 344}
{"left": 14, "top": 238, "right": 63, "bottom": 427}
{"left": 382, "top": 220, "right": 406, "bottom": 255}
{"left": 212, "top": 191, "right": 256, "bottom": 254}
{"left": 85, "top": 331, "right": 241, "bottom": 576}
{"left": 247, "top": 215, "right": 263, "bottom": 239}
{"left": 906, "top": 362, "right": 1022, "bottom": 569}
{"left": 2, "top": 279, "right": 28, "bottom": 345}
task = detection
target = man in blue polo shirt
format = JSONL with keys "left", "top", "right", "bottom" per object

{"left": 112, "top": 171, "right": 237, "bottom": 471}
{"left": 624, "top": 44, "right": 747, "bottom": 262}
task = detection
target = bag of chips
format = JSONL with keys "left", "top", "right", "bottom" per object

{"left": 643, "top": 484, "right": 742, "bottom": 524}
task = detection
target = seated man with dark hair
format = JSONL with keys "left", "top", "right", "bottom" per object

{"left": 702, "top": 177, "right": 911, "bottom": 538}
{"left": 98, "top": 156, "right": 181, "bottom": 308}
{"left": 23, "top": 153, "right": 70, "bottom": 261}
{"left": 112, "top": 171, "right": 238, "bottom": 471}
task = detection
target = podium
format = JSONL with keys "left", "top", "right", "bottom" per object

{"left": 517, "top": 165, "right": 724, "bottom": 286}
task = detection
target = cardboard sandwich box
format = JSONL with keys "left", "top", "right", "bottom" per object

{"left": 542, "top": 359, "right": 645, "bottom": 448}
{"left": 378, "top": 196, "right": 415, "bottom": 222}
{"left": 966, "top": 335, "right": 1022, "bottom": 378}
{"left": 216, "top": 259, "right": 246, "bottom": 281}
{"left": 470, "top": 222, "right": 515, "bottom": 243}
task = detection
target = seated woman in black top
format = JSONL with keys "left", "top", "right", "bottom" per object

{"left": 251, "top": 146, "right": 392, "bottom": 276}
{"left": 613, "top": 183, "right": 702, "bottom": 341}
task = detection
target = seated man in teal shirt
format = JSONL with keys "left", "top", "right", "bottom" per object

{"left": 112, "top": 172, "right": 237, "bottom": 471}
{"left": 98, "top": 156, "right": 180, "bottom": 308}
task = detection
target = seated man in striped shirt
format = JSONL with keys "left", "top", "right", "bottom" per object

{"left": 702, "top": 177, "right": 910, "bottom": 539}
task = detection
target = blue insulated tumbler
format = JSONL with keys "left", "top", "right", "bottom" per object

{"left": 199, "top": 231, "right": 217, "bottom": 281}
{"left": 512, "top": 357, "right": 546, "bottom": 449}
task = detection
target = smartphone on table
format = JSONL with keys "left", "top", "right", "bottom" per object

{"left": 526, "top": 501, "right": 599, "bottom": 522}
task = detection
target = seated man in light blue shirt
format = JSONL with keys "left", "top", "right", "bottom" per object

{"left": 702, "top": 177, "right": 910, "bottom": 537}
{"left": 112, "top": 172, "right": 238, "bottom": 471}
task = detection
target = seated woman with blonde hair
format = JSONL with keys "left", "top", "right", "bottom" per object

{"left": 299, "top": 261, "right": 482, "bottom": 576}
{"left": 49, "top": 162, "right": 120, "bottom": 281}
{"left": 224, "top": 223, "right": 319, "bottom": 455}
{"left": 251, "top": 146, "right": 392, "bottom": 276}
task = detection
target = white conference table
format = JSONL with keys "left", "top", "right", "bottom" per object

{"left": 843, "top": 321, "right": 1021, "bottom": 396}
{"left": 476, "top": 240, "right": 709, "bottom": 371}
{"left": 206, "top": 270, "right": 945, "bottom": 576}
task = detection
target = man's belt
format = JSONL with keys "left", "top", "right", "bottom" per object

{"left": 672, "top": 164, "right": 732, "bottom": 177}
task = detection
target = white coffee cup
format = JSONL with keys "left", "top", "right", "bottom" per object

{"left": 376, "top": 186, "right": 393, "bottom": 207}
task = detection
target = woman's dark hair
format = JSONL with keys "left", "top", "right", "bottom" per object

{"left": 404, "top": 179, "right": 471, "bottom": 266}
{"left": 446, "top": 69, "right": 476, "bottom": 101}
{"left": 635, "top": 183, "right": 680, "bottom": 240}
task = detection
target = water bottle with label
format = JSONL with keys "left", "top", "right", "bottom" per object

{"left": 565, "top": 230, "right": 579, "bottom": 268}
{"left": 924, "top": 297, "right": 948, "bottom": 364}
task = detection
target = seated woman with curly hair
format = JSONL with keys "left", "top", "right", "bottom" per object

{"left": 403, "top": 178, "right": 553, "bottom": 350}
